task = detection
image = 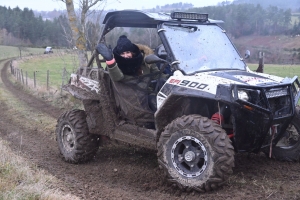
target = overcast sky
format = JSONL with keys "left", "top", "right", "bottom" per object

{"left": 0, "top": 0, "right": 233, "bottom": 11}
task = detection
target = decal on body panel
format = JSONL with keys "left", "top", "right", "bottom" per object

{"left": 233, "top": 75, "right": 274, "bottom": 85}
{"left": 70, "top": 74, "right": 100, "bottom": 93}
{"left": 156, "top": 74, "right": 242, "bottom": 109}
{"left": 168, "top": 78, "right": 209, "bottom": 90}
{"left": 156, "top": 77, "right": 212, "bottom": 109}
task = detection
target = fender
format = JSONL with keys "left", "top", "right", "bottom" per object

{"left": 63, "top": 73, "right": 101, "bottom": 100}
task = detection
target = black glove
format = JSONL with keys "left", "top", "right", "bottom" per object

{"left": 96, "top": 43, "right": 113, "bottom": 61}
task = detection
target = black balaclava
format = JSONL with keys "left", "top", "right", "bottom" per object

{"left": 113, "top": 35, "right": 143, "bottom": 76}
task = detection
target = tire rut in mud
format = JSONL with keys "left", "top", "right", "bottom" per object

{"left": 0, "top": 59, "right": 175, "bottom": 199}
{"left": 1, "top": 59, "right": 300, "bottom": 200}
{"left": 1, "top": 59, "right": 62, "bottom": 118}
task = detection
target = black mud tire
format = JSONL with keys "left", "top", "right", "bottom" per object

{"left": 263, "top": 107, "right": 300, "bottom": 161}
{"left": 56, "top": 109, "right": 99, "bottom": 163}
{"left": 157, "top": 115, "right": 235, "bottom": 192}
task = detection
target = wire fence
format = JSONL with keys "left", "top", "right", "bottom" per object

{"left": 9, "top": 61, "right": 71, "bottom": 96}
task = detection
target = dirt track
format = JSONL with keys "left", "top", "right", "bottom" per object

{"left": 0, "top": 59, "right": 300, "bottom": 200}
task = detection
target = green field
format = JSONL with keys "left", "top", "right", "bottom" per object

{"left": 17, "top": 54, "right": 79, "bottom": 89}
{"left": 18, "top": 59, "right": 300, "bottom": 90}
{"left": 4, "top": 44, "right": 299, "bottom": 90}
{"left": 0, "top": 45, "right": 83, "bottom": 90}
{"left": 247, "top": 63, "right": 300, "bottom": 78}
{"left": 0, "top": 45, "right": 44, "bottom": 60}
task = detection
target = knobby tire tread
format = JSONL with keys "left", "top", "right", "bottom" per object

{"left": 56, "top": 109, "right": 99, "bottom": 163}
{"left": 157, "top": 115, "right": 234, "bottom": 192}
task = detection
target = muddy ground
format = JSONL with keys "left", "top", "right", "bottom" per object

{"left": 0, "top": 59, "right": 300, "bottom": 200}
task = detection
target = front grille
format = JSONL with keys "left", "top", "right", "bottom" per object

{"left": 236, "top": 86, "right": 293, "bottom": 118}
{"left": 268, "top": 95, "right": 292, "bottom": 118}
{"left": 265, "top": 88, "right": 288, "bottom": 98}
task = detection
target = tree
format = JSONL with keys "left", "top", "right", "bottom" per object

{"left": 85, "top": 9, "right": 105, "bottom": 52}
{"left": 60, "top": 0, "right": 106, "bottom": 74}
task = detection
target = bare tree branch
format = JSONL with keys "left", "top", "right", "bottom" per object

{"left": 57, "top": 0, "right": 106, "bottom": 75}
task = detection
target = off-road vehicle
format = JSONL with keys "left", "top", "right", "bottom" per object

{"left": 44, "top": 46, "right": 53, "bottom": 54}
{"left": 56, "top": 10, "right": 300, "bottom": 192}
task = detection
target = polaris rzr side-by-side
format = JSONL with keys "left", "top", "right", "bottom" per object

{"left": 56, "top": 10, "right": 300, "bottom": 192}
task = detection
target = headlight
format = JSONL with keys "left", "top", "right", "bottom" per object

{"left": 233, "top": 90, "right": 249, "bottom": 101}
{"left": 232, "top": 90, "right": 249, "bottom": 101}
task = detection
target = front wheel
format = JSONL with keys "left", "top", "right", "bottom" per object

{"left": 157, "top": 115, "right": 235, "bottom": 192}
{"left": 263, "top": 107, "right": 300, "bottom": 161}
{"left": 56, "top": 109, "right": 99, "bottom": 163}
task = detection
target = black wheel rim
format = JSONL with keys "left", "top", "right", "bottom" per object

{"left": 61, "top": 124, "right": 76, "bottom": 152}
{"left": 171, "top": 136, "right": 208, "bottom": 177}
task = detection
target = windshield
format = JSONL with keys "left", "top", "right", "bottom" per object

{"left": 162, "top": 23, "right": 246, "bottom": 74}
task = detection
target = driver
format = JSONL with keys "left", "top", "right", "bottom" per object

{"left": 96, "top": 35, "right": 161, "bottom": 81}
{"left": 97, "top": 35, "right": 167, "bottom": 111}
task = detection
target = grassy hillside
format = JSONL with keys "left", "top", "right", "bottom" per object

{"left": 16, "top": 55, "right": 300, "bottom": 90}
{"left": 247, "top": 63, "right": 300, "bottom": 78}
{"left": 16, "top": 53, "right": 79, "bottom": 90}
{"left": 0, "top": 45, "right": 44, "bottom": 60}
{"left": 4, "top": 43, "right": 300, "bottom": 90}
{"left": 233, "top": 35, "right": 300, "bottom": 64}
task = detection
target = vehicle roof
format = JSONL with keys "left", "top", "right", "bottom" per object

{"left": 102, "top": 10, "right": 223, "bottom": 28}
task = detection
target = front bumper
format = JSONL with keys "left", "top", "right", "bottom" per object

{"left": 216, "top": 76, "right": 300, "bottom": 152}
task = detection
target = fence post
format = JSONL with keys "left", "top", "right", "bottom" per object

{"left": 26, "top": 71, "right": 28, "bottom": 86}
{"left": 10, "top": 62, "right": 13, "bottom": 74}
{"left": 34, "top": 71, "right": 36, "bottom": 88}
{"left": 17, "top": 69, "right": 19, "bottom": 81}
{"left": 256, "top": 51, "right": 264, "bottom": 73}
{"left": 61, "top": 67, "right": 66, "bottom": 95}
{"left": 21, "top": 69, "right": 24, "bottom": 85}
{"left": 47, "top": 70, "right": 49, "bottom": 91}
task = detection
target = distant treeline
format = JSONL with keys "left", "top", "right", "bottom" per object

{"left": 188, "top": 4, "right": 298, "bottom": 38}
{"left": 1, "top": 2, "right": 300, "bottom": 47}
{"left": 232, "top": 0, "right": 300, "bottom": 11}
{"left": 0, "top": 6, "right": 71, "bottom": 47}
{"left": 149, "top": 2, "right": 194, "bottom": 12}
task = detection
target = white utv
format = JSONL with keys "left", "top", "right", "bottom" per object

{"left": 56, "top": 10, "right": 300, "bottom": 192}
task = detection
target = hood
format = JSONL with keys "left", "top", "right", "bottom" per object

{"left": 202, "top": 70, "right": 284, "bottom": 86}
{"left": 166, "top": 69, "right": 289, "bottom": 96}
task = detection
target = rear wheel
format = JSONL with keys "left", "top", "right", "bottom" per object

{"left": 157, "top": 115, "right": 235, "bottom": 192}
{"left": 56, "top": 109, "right": 99, "bottom": 163}
{"left": 264, "top": 107, "right": 300, "bottom": 161}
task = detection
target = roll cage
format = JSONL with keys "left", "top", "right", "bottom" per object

{"left": 85, "top": 10, "right": 224, "bottom": 74}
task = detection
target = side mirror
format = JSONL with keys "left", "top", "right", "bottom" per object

{"left": 244, "top": 50, "right": 250, "bottom": 59}
{"left": 145, "top": 54, "right": 168, "bottom": 64}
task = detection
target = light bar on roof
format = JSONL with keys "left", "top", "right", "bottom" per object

{"left": 171, "top": 12, "right": 208, "bottom": 21}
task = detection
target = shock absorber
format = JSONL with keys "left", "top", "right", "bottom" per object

{"left": 211, "top": 105, "right": 234, "bottom": 138}
{"left": 211, "top": 112, "right": 224, "bottom": 125}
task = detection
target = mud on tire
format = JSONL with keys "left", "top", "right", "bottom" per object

{"left": 56, "top": 109, "right": 99, "bottom": 163}
{"left": 157, "top": 115, "right": 235, "bottom": 192}
{"left": 263, "top": 107, "right": 300, "bottom": 161}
